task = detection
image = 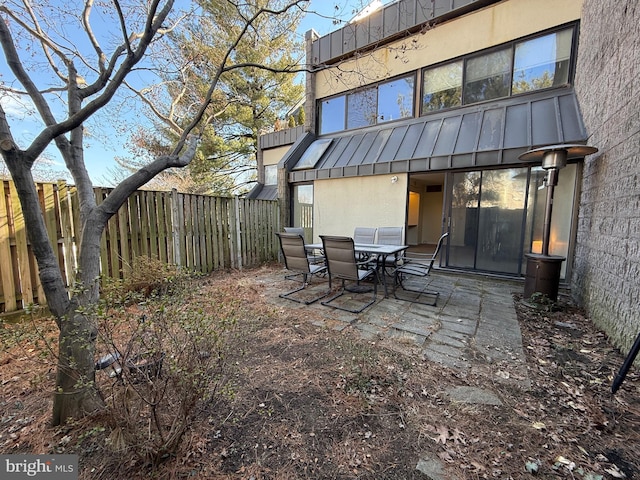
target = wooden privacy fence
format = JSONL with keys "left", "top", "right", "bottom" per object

{"left": 0, "top": 180, "right": 280, "bottom": 314}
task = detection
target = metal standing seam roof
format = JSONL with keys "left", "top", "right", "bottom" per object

{"left": 288, "top": 88, "right": 588, "bottom": 182}
{"left": 245, "top": 184, "right": 278, "bottom": 201}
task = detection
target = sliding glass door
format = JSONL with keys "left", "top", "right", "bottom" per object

{"left": 444, "top": 165, "right": 577, "bottom": 277}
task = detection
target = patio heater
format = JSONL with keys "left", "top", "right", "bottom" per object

{"left": 518, "top": 144, "right": 598, "bottom": 300}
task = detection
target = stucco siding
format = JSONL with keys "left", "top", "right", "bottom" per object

{"left": 573, "top": 0, "right": 640, "bottom": 351}
{"left": 313, "top": 174, "right": 408, "bottom": 242}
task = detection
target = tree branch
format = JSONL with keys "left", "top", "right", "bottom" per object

{"left": 96, "top": 136, "right": 198, "bottom": 219}
{"left": 82, "top": 0, "right": 108, "bottom": 75}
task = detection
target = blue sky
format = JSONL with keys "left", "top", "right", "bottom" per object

{"left": 1, "top": 0, "right": 388, "bottom": 186}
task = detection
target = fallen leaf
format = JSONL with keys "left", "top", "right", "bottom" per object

{"left": 566, "top": 400, "right": 586, "bottom": 411}
{"left": 532, "top": 421, "right": 546, "bottom": 430}
{"left": 604, "top": 464, "right": 627, "bottom": 478}
{"left": 583, "top": 473, "right": 604, "bottom": 480}
{"left": 451, "top": 428, "right": 465, "bottom": 444}
{"left": 432, "top": 425, "right": 449, "bottom": 444}
{"left": 525, "top": 460, "right": 540, "bottom": 473}
{"left": 438, "top": 450, "right": 454, "bottom": 462}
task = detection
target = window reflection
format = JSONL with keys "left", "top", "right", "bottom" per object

{"left": 264, "top": 165, "right": 277, "bottom": 185}
{"left": 319, "top": 96, "right": 345, "bottom": 134}
{"left": 378, "top": 76, "right": 414, "bottom": 122}
{"left": 512, "top": 29, "right": 572, "bottom": 93}
{"left": 423, "top": 61, "right": 462, "bottom": 112}
{"left": 463, "top": 48, "right": 512, "bottom": 104}
{"left": 347, "top": 89, "right": 377, "bottom": 129}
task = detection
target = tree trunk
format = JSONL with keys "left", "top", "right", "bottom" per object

{"left": 51, "top": 219, "right": 107, "bottom": 425}
{"left": 52, "top": 309, "right": 104, "bottom": 425}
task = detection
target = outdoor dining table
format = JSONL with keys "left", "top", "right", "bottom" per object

{"left": 305, "top": 242, "right": 409, "bottom": 297}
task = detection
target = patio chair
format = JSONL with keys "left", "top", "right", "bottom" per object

{"left": 276, "top": 232, "right": 329, "bottom": 304}
{"left": 375, "top": 226, "right": 405, "bottom": 275}
{"left": 353, "top": 227, "right": 377, "bottom": 262}
{"left": 392, "top": 232, "right": 448, "bottom": 306}
{"left": 353, "top": 227, "right": 377, "bottom": 244}
{"left": 283, "top": 226, "right": 324, "bottom": 266}
{"left": 320, "top": 235, "right": 379, "bottom": 313}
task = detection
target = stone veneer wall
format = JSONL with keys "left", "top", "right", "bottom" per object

{"left": 573, "top": 0, "right": 640, "bottom": 352}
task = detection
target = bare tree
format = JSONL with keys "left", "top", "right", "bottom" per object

{"left": 0, "top": 0, "right": 308, "bottom": 425}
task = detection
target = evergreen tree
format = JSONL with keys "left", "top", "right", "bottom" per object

{"left": 117, "top": 0, "right": 306, "bottom": 194}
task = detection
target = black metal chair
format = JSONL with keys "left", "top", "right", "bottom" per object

{"left": 320, "top": 235, "right": 379, "bottom": 313}
{"left": 276, "top": 232, "right": 328, "bottom": 304}
{"left": 392, "top": 232, "right": 448, "bottom": 306}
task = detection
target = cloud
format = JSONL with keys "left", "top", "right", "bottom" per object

{"left": 0, "top": 92, "right": 36, "bottom": 118}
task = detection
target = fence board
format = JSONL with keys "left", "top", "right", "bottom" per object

{"left": 147, "top": 192, "right": 159, "bottom": 260}
{"left": 0, "top": 181, "right": 279, "bottom": 314}
{"left": 118, "top": 195, "right": 131, "bottom": 277}
{"left": 0, "top": 183, "right": 16, "bottom": 312}
{"left": 9, "top": 182, "right": 33, "bottom": 307}
{"left": 58, "top": 182, "right": 77, "bottom": 288}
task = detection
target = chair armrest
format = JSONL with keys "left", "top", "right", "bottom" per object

{"left": 400, "top": 252, "right": 436, "bottom": 264}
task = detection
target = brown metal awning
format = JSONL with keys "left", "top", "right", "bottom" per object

{"left": 289, "top": 87, "right": 588, "bottom": 182}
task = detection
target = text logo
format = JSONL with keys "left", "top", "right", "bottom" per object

{"left": 1, "top": 455, "right": 78, "bottom": 479}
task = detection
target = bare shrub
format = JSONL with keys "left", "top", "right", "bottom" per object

{"left": 101, "top": 256, "right": 190, "bottom": 303}
{"left": 95, "top": 271, "right": 235, "bottom": 467}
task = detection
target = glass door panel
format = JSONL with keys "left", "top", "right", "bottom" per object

{"left": 448, "top": 171, "right": 481, "bottom": 269}
{"left": 475, "top": 168, "right": 528, "bottom": 273}
{"left": 523, "top": 164, "right": 577, "bottom": 279}
{"left": 292, "top": 184, "right": 314, "bottom": 242}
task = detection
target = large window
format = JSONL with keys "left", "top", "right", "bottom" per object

{"left": 512, "top": 28, "right": 572, "bottom": 93}
{"left": 422, "top": 26, "right": 575, "bottom": 114}
{"left": 318, "top": 74, "right": 415, "bottom": 134}
{"left": 423, "top": 62, "right": 463, "bottom": 113}
{"left": 444, "top": 164, "right": 577, "bottom": 277}
{"left": 319, "top": 96, "right": 346, "bottom": 134}
{"left": 463, "top": 48, "right": 512, "bottom": 104}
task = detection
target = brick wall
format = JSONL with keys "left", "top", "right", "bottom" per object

{"left": 573, "top": 1, "right": 640, "bottom": 352}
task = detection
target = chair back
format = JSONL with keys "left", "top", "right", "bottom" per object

{"left": 284, "top": 226, "right": 305, "bottom": 238}
{"left": 428, "top": 232, "right": 449, "bottom": 269}
{"left": 321, "top": 235, "right": 360, "bottom": 281}
{"left": 376, "top": 227, "right": 404, "bottom": 245}
{"left": 277, "top": 232, "right": 311, "bottom": 274}
{"left": 353, "top": 227, "right": 377, "bottom": 244}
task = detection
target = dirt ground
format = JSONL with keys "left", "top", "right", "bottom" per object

{"left": 1, "top": 264, "right": 639, "bottom": 479}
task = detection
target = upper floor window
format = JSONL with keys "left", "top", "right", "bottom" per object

{"left": 264, "top": 164, "right": 277, "bottom": 185}
{"left": 463, "top": 48, "right": 512, "bottom": 104}
{"left": 422, "top": 26, "right": 575, "bottom": 114}
{"left": 319, "top": 74, "right": 415, "bottom": 135}
{"left": 512, "top": 28, "right": 572, "bottom": 93}
{"left": 319, "top": 96, "right": 346, "bottom": 135}
{"left": 423, "top": 62, "right": 463, "bottom": 112}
